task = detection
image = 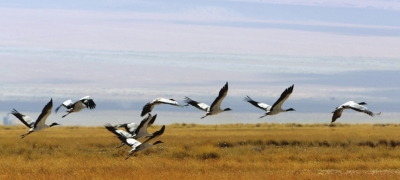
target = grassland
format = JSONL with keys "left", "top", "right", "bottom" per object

{"left": 1, "top": 123, "right": 400, "bottom": 179}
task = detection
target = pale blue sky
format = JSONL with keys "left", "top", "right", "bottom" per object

{"left": 2, "top": 0, "right": 400, "bottom": 30}
{"left": 0, "top": 0, "right": 399, "bottom": 125}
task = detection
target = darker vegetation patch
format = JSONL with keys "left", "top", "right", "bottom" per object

{"left": 197, "top": 152, "right": 220, "bottom": 160}
{"left": 89, "top": 143, "right": 110, "bottom": 148}
{"left": 66, "top": 126, "right": 80, "bottom": 130}
{"left": 293, "top": 124, "right": 303, "bottom": 127}
{"left": 234, "top": 140, "right": 268, "bottom": 147}
{"left": 266, "top": 140, "right": 280, "bottom": 146}
{"left": 237, "top": 141, "right": 247, "bottom": 146}
{"left": 218, "top": 139, "right": 400, "bottom": 149}
{"left": 291, "top": 140, "right": 302, "bottom": 146}
{"left": 0, "top": 126, "right": 12, "bottom": 130}
{"left": 280, "top": 140, "right": 289, "bottom": 146}
{"left": 373, "top": 123, "right": 390, "bottom": 127}
{"left": 217, "top": 142, "right": 234, "bottom": 148}
{"left": 172, "top": 151, "right": 192, "bottom": 159}
{"left": 390, "top": 140, "right": 400, "bottom": 148}
{"left": 328, "top": 124, "right": 336, "bottom": 127}
{"left": 252, "top": 140, "right": 264, "bottom": 146}
{"left": 378, "top": 139, "right": 388, "bottom": 146}
{"left": 358, "top": 141, "right": 376, "bottom": 148}
{"left": 320, "top": 141, "right": 331, "bottom": 147}
{"left": 111, "top": 149, "right": 126, "bottom": 157}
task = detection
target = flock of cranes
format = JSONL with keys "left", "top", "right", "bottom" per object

{"left": 9, "top": 82, "right": 381, "bottom": 160}
{"left": 104, "top": 114, "right": 166, "bottom": 160}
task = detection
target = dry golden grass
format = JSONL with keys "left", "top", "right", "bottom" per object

{"left": 1, "top": 123, "right": 400, "bottom": 179}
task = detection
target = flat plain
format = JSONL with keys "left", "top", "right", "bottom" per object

{"left": 1, "top": 123, "right": 400, "bottom": 180}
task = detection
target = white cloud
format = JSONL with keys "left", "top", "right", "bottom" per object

{"left": 1, "top": 50, "right": 399, "bottom": 105}
{"left": 1, "top": 7, "right": 400, "bottom": 57}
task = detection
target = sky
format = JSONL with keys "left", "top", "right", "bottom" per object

{"left": 0, "top": 0, "right": 399, "bottom": 125}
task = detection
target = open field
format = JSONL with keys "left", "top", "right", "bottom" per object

{"left": 1, "top": 123, "right": 400, "bottom": 179}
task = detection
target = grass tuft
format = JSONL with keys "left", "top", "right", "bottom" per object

{"left": 217, "top": 141, "right": 234, "bottom": 148}
{"left": 197, "top": 152, "right": 220, "bottom": 160}
{"left": 172, "top": 151, "right": 192, "bottom": 159}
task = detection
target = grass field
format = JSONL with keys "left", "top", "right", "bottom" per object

{"left": 1, "top": 123, "right": 400, "bottom": 179}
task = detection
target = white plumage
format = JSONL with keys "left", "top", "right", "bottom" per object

{"left": 55, "top": 96, "right": 96, "bottom": 118}
{"left": 105, "top": 114, "right": 163, "bottom": 149}
{"left": 120, "top": 138, "right": 164, "bottom": 160}
{"left": 11, "top": 99, "right": 60, "bottom": 139}
{"left": 244, "top": 96, "right": 272, "bottom": 112}
{"left": 245, "top": 84, "right": 295, "bottom": 118}
{"left": 105, "top": 123, "right": 135, "bottom": 138}
{"left": 331, "top": 101, "right": 381, "bottom": 123}
{"left": 114, "top": 122, "right": 137, "bottom": 135}
{"left": 141, "top": 98, "right": 183, "bottom": 117}
{"left": 184, "top": 82, "right": 231, "bottom": 119}
{"left": 110, "top": 120, "right": 166, "bottom": 160}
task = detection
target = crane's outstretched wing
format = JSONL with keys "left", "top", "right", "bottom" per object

{"left": 34, "top": 99, "right": 53, "bottom": 128}
{"left": 331, "top": 108, "right": 344, "bottom": 123}
{"left": 55, "top": 99, "right": 73, "bottom": 113}
{"left": 141, "top": 103, "right": 153, "bottom": 117}
{"left": 244, "top": 96, "right": 271, "bottom": 111}
{"left": 184, "top": 97, "right": 209, "bottom": 112}
{"left": 81, "top": 96, "right": 96, "bottom": 110}
{"left": 134, "top": 114, "right": 153, "bottom": 139}
{"left": 10, "top": 109, "right": 34, "bottom": 128}
{"left": 142, "top": 125, "right": 165, "bottom": 144}
{"left": 271, "top": 84, "right": 294, "bottom": 111}
{"left": 104, "top": 123, "right": 133, "bottom": 138}
{"left": 210, "top": 82, "right": 228, "bottom": 112}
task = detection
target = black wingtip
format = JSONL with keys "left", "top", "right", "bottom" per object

{"left": 47, "top": 98, "right": 53, "bottom": 104}
{"left": 11, "top": 108, "right": 18, "bottom": 114}
{"left": 153, "top": 125, "right": 165, "bottom": 137}
{"left": 141, "top": 103, "right": 151, "bottom": 117}
{"left": 149, "top": 114, "right": 157, "bottom": 126}
{"left": 358, "top": 102, "right": 367, "bottom": 105}
{"left": 159, "top": 125, "right": 165, "bottom": 133}
{"left": 289, "top": 84, "right": 294, "bottom": 91}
